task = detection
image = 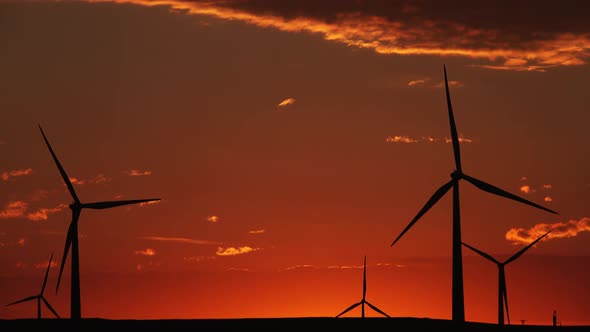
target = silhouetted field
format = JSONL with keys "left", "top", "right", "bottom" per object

{"left": 1, "top": 317, "right": 588, "bottom": 331}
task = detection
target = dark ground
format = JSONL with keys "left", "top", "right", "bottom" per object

{"left": 1, "top": 317, "right": 589, "bottom": 331}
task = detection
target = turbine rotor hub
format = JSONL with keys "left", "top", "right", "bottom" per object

{"left": 450, "top": 170, "right": 462, "bottom": 180}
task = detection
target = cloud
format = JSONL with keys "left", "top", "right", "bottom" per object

{"left": 102, "top": 0, "right": 590, "bottom": 71}
{"left": 34, "top": 260, "right": 57, "bottom": 269}
{"left": 281, "top": 264, "right": 318, "bottom": 271}
{"left": 207, "top": 215, "right": 219, "bottom": 223}
{"left": 216, "top": 246, "right": 259, "bottom": 256}
{"left": 0, "top": 201, "right": 28, "bottom": 219}
{"left": 1, "top": 168, "right": 33, "bottom": 181}
{"left": 386, "top": 135, "right": 472, "bottom": 144}
{"left": 125, "top": 169, "right": 152, "bottom": 176}
{"left": 544, "top": 196, "right": 553, "bottom": 203}
{"left": 69, "top": 174, "right": 109, "bottom": 185}
{"left": 248, "top": 229, "right": 265, "bottom": 234}
{"left": 434, "top": 80, "right": 464, "bottom": 88}
{"left": 543, "top": 184, "right": 553, "bottom": 189}
{"left": 26, "top": 204, "right": 68, "bottom": 221}
{"left": 407, "top": 78, "right": 429, "bottom": 86}
{"left": 278, "top": 98, "right": 295, "bottom": 107}
{"left": 505, "top": 217, "right": 590, "bottom": 245}
{"left": 140, "top": 236, "right": 222, "bottom": 245}
{"left": 138, "top": 200, "right": 160, "bottom": 207}
{"left": 134, "top": 248, "right": 156, "bottom": 256}
{"left": 17, "top": 238, "right": 25, "bottom": 246}
{"left": 520, "top": 185, "right": 531, "bottom": 194}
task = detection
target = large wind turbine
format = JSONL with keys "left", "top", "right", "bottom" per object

{"left": 336, "top": 256, "right": 390, "bottom": 318}
{"left": 6, "top": 252, "right": 60, "bottom": 319}
{"left": 390, "top": 66, "right": 558, "bottom": 323}
{"left": 462, "top": 230, "right": 552, "bottom": 326}
{"left": 39, "top": 125, "right": 161, "bottom": 320}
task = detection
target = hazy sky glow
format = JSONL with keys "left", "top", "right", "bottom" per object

{"left": 1, "top": 0, "right": 589, "bottom": 325}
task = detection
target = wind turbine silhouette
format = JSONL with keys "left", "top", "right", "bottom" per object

{"left": 462, "top": 230, "right": 552, "bottom": 326}
{"left": 390, "top": 65, "right": 558, "bottom": 323}
{"left": 5, "top": 252, "right": 60, "bottom": 319}
{"left": 39, "top": 124, "right": 161, "bottom": 320}
{"left": 336, "top": 256, "right": 390, "bottom": 318}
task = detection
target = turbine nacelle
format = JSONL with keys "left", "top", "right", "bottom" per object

{"left": 450, "top": 170, "right": 462, "bottom": 180}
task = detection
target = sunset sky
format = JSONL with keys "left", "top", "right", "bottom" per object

{"left": 1, "top": 0, "right": 590, "bottom": 325}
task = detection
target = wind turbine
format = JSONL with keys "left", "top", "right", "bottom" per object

{"left": 6, "top": 252, "right": 60, "bottom": 319}
{"left": 336, "top": 256, "right": 390, "bottom": 318}
{"left": 389, "top": 65, "right": 558, "bottom": 324}
{"left": 38, "top": 124, "right": 161, "bottom": 320}
{"left": 462, "top": 230, "right": 552, "bottom": 326}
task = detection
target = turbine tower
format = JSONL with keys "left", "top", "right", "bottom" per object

{"left": 336, "top": 256, "right": 390, "bottom": 318}
{"left": 390, "top": 66, "right": 558, "bottom": 324}
{"left": 6, "top": 252, "right": 60, "bottom": 319}
{"left": 39, "top": 125, "right": 161, "bottom": 320}
{"left": 462, "top": 230, "right": 552, "bottom": 325}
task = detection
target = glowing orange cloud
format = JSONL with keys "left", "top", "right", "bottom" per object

{"left": 96, "top": 0, "right": 590, "bottom": 71}
{"left": 520, "top": 185, "right": 531, "bottom": 194}
{"left": 17, "top": 238, "right": 25, "bottom": 246}
{"left": 134, "top": 248, "right": 156, "bottom": 256}
{"left": 207, "top": 215, "right": 219, "bottom": 222}
{"left": 407, "top": 78, "right": 429, "bottom": 86}
{"left": 69, "top": 173, "right": 109, "bottom": 185}
{"left": 0, "top": 201, "right": 28, "bottom": 219}
{"left": 543, "top": 184, "right": 553, "bottom": 189}
{"left": 34, "top": 260, "right": 58, "bottom": 269}
{"left": 386, "top": 135, "right": 472, "bottom": 144}
{"left": 1, "top": 168, "right": 33, "bottom": 181}
{"left": 125, "top": 169, "right": 152, "bottom": 176}
{"left": 141, "top": 236, "right": 222, "bottom": 245}
{"left": 544, "top": 196, "right": 553, "bottom": 203}
{"left": 26, "top": 203, "right": 68, "bottom": 221}
{"left": 505, "top": 217, "right": 590, "bottom": 245}
{"left": 278, "top": 98, "right": 295, "bottom": 107}
{"left": 248, "top": 229, "right": 265, "bottom": 234}
{"left": 139, "top": 200, "right": 160, "bottom": 207}
{"left": 216, "top": 246, "right": 258, "bottom": 256}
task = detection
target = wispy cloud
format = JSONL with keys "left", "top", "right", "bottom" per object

{"left": 140, "top": 236, "right": 222, "bottom": 245}
{"left": 544, "top": 196, "right": 553, "bottom": 203}
{"left": 281, "top": 264, "right": 318, "bottom": 271}
{"left": 278, "top": 98, "right": 295, "bottom": 108}
{"left": 520, "top": 185, "right": 532, "bottom": 194}
{"left": 124, "top": 169, "right": 152, "bottom": 176}
{"left": 17, "top": 238, "right": 25, "bottom": 247}
{"left": 386, "top": 135, "right": 472, "bottom": 144}
{"left": 134, "top": 248, "right": 156, "bottom": 256}
{"left": 216, "top": 246, "right": 259, "bottom": 256}
{"left": 248, "top": 229, "right": 265, "bottom": 234}
{"left": 433, "top": 80, "right": 464, "bottom": 88}
{"left": 505, "top": 217, "right": 590, "bottom": 245}
{"left": 139, "top": 200, "right": 160, "bottom": 207}
{"left": 407, "top": 78, "right": 430, "bottom": 86}
{"left": 0, "top": 201, "right": 28, "bottom": 219}
{"left": 70, "top": 174, "right": 109, "bottom": 185}
{"left": 1, "top": 168, "right": 33, "bottom": 181}
{"left": 100, "top": 0, "right": 590, "bottom": 71}
{"left": 207, "top": 215, "right": 219, "bottom": 223}
{"left": 26, "top": 204, "right": 68, "bottom": 221}
{"left": 34, "top": 260, "right": 57, "bottom": 269}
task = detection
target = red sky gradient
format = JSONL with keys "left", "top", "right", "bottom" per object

{"left": 1, "top": 0, "right": 590, "bottom": 325}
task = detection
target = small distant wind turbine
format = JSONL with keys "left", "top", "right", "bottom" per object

{"left": 6, "top": 252, "right": 60, "bottom": 319}
{"left": 390, "top": 65, "right": 558, "bottom": 323}
{"left": 38, "top": 124, "right": 161, "bottom": 320}
{"left": 336, "top": 256, "right": 390, "bottom": 318}
{"left": 462, "top": 230, "right": 552, "bottom": 326}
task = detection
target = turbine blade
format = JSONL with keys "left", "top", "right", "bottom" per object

{"left": 362, "top": 256, "right": 367, "bottom": 300}
{"left": 503, "top": 281, "right": 510, "bottom": 325}
{"left": 42, "top": 297, "right": 60, "bottom": 319}
{"left": 336, "top": 302, "right": 361, "bottom": 318}
{"left": 462, "top": 173, "right": 558, "bottom": 215}
{"left": 82, "top": 198, "right": 161, "bottom": 209}
{"left": 444, "top": 65, "right": 462, "bottom": 173}
{"left": 38, "top": 125, "right": 80, "bottom": 203}
{"left": 56, "top": 217, "right": 76, "bottom": 294}
{"left": 366, "top": 301, "right": 390, "bottom": 318}
{"left": 6, "top": 295, "right": 37, "bottom": 306}
{"left": 461, "top": 242, "right": 500, "bottom": 265}
{"left": 505, "top": 230, "right": 552, "bottom": 265}
{"left": 391, "top": 180, "right": 453, "bottom": 246}
{"left": 41, "top": 252, "right": 54, "bottom": 294}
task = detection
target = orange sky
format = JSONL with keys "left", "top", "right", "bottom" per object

{"left": 1, "top": 0, "right": 590, "bottom": 325}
